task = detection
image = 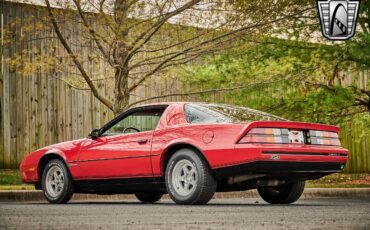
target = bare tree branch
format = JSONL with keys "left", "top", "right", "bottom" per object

{"left": 72, "top": 0, "right": 115, "bottom": 66}
{"left": 128, "top": 66, "right": 319, "bottom": 108}
{"left": 128, "top": 7, "right": 313, "bottom": 93}
{"left": 125, "top": 0, "right": 201, "bottom": 65}
{"left": 127, "top": 79, "right": 285, "bottom": 108}
{"left": 45, "top": 0, "right": 114, "bottom": 110}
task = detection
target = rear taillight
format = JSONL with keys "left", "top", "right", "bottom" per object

{"left": 238, "top": 128, "right": 290, "bottom": 144}
{"left": 308, "top": 130, "right": 340, "bottom": 146}
{"left": 238, "top": 128, "right": 341, "bottom": 146}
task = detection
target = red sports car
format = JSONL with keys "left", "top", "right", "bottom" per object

{"left": 20, "top": 102, "right": 348, "bottom": 205}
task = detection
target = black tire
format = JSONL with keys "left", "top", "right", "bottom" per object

{"left": 165, "top": 148, "right": 217, "bottom": 205}
{"left": 41, "top": 158, "right": 74, "bottom": 204}
{"left": 257, "top": 181, "right": 305, "bottom": 204}
{"left": 135, "top": 193, "right": 163, "bottom": 203}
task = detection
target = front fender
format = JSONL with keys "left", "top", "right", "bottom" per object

{"left": 20, "top": 149, "right": 69, "bottom": 183}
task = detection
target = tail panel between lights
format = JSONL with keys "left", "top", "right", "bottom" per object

{"left": 238, "top": 128, "right": 340, "bottom": 146}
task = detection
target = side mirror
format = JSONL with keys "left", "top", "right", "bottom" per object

{"left": 88, "top": 128, "right": 101, "bottom": 140}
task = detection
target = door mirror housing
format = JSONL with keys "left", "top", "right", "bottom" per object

{"left": 88, "top": 128, "right": 101, "bottom": 140}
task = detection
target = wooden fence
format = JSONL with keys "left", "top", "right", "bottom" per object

{"left": 0, "top": 1, "right": 189, "bottom": 168}
{"left": 341, "top": 123, "right": 370, "bottom": 173}
{"left": 1, "top": 1, "right": 369, "bottom": 172}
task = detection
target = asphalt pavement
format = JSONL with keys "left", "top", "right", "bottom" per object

{"left": 1, "top": 197, "right": 369, "bottom": 229}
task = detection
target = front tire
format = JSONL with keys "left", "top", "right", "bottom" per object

{"left": 257, "top": 181, "right": 305, "bottom": 204}
{"left": 41, "top": 159, "right": 74, "bottom": 204}
{"left": 135, "top": 193, "right": 163, "bottom": 203}
{"left": 165, "top": 148, "right": 217, "bottom": 205}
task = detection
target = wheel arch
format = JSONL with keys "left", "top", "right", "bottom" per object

{"left": 37, "top": 152, "right": 68, "bottom": 180}
{"left": 161, "top": 142, "right": 212, "bottom": 176}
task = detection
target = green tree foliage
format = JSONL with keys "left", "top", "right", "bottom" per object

{"left": 182, "top": 0, "right": 370, "bottom": 138}
{"left": 182, "top": 34, "right": 369, "bottom": 132}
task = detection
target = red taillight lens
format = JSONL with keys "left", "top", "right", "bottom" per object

{"left": 308, "top": 130, "right": 340, "bottom": 146}
{"left": 238, "top": 128, "right": 290, "bottom": 144}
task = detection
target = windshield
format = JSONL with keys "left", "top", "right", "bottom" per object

{"left": 184, "top": 103, "right": 286, "bottom": 124}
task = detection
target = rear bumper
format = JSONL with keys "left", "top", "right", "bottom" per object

{"left": 211, "top": 144, "right": 348, "bottom": 179}
{"left": 213, "top": 161, "right": 346, "bottom": 179}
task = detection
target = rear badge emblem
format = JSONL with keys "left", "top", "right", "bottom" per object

{"left": 289, "top": 130, "right": 305, "bottom": 144}
{"left": 270, "top": 154, "right": 280, "bottom": 160}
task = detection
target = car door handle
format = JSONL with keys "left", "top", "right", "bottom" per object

{"left": 137, "top": 139, "right": 148, "bottom": 144}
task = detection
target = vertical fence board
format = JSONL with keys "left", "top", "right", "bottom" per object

{"left": 2, "top": 4, "right": 12, "bottom": 168}
{"left": 65, "top": 84, "right": 72, "bottom": 141}
{"left": 47, "top": 70, "right": 54, "bottom": 145}
{"left": 77, "top": 93, "right": 83, "bottom": 138}
{"left": 72, "top": 90, "right": 78, "bottom": 139}
{"left": 10, "top": 5, "right": 20, "bottom": 168}
{"left": 22, "top": 71, "right": 29, "bottom": 164}
{"left": 29, "top": 69, "right": 37, "bottom": 162}
{"left": 0, "top": 3, "right": 4, "bottom": 168}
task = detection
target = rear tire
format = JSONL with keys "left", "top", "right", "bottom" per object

{"left": 41, "top": 159, "right": 74, "bottom": 204}
{"left": 257, "top": 181, "right": 305, "bottom": 204}
{"left": 165, "top": 148, "right": 217, "bottom": 205}
{"left": 135, "top": 193, "right": 163, "bottom": 203}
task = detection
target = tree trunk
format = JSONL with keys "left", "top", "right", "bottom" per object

{"left": 113, "top": 68, "right": 130, "bottom": 115}
{"left": 113, "top": 94, "right": 130, "bottom": 115}
{"left": 111, "top": 0, "right": 131, "bottom": 116}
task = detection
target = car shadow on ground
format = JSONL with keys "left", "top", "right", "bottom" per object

{"left": 16, "top": 200, "right": 330, "bottom": 207}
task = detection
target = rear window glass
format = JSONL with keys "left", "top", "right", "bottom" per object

{"left": 184, "top": 103, "right": 285, "bottom": 124}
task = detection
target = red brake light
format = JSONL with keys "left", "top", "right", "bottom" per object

{"left": 238, "top": 128, "right": 290, "bottom": 144}
{"left": 308, "top": 130, "right": 340, "bottom": 146}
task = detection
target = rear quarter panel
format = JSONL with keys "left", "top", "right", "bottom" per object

{"left": 151, "top": 123, "right": 245, "bottom": 176}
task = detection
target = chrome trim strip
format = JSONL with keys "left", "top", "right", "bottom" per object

{"left": 69, "top": 154, "right": 160, "bottom": 163}
{"left": 261, "top": 151, "right": 347, "bottom": 156}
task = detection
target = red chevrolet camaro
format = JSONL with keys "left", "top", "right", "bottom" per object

{"left": 20, "top": 102, "right": 348, "bottom": 205}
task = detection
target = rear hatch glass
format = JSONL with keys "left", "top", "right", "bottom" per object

{"left": 184, "top": 103, "right": 286, "bottom": 124}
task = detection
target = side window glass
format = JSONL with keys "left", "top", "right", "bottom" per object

{"left": 184, "top": 104, "right": 219, "bottom": 123}
{"left": 103, "top": 109, "right": 164, "bottom": 136}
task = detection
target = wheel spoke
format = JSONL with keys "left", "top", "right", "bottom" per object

{"left": 186, "top": 182, "right": 193, "bottom": 191}
{"left": 45, "top": 165, "right": 65, "bottom": 198}
{"left": 172, "top": 159, "right": 198, "bottom": 196}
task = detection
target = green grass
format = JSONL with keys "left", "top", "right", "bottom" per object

{"left": 0, "top": 170, "right": 369, "bottom": 190}
{"left": 306, "top": 173, "right": 370, "bottom": 188}
{"left": 0, "top": 170, "right": 35, "bottom": 190}
{"left": 0, "top": 185, "right": 35, "bottom": 190}
{"left": 0, "top": 170, "right": 24, "bottom": 185}
{"left": 306, "top": 183, "right": 370, "bottom": 188}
